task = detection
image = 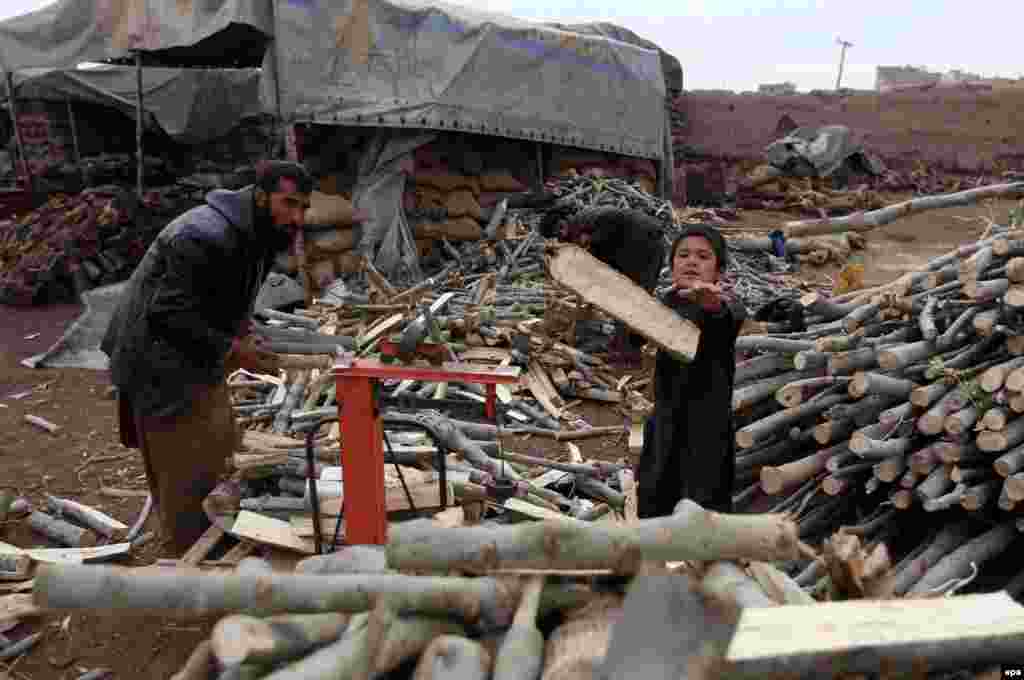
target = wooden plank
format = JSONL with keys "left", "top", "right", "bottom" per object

{"left": 619, "top": 469, "right": 639, "bottom": 523}
{"left": 524, "top": 361, "right": 565, "bottom": 419}
{"left": 459, "top": 348, "right": 513, "bottom": 362}
{"left": 725, "top": 590, "right": 1024, "bottom": 675}
{"left": 500, "top": 498, "right": 582, "bottom": 523}
{"left": 219, "top": 540, "right": 257, "bottom": 565}
{"left": 230, "top": 511, "right": 316, "bottom": 554}
{"left": 181, "top": 525, "right": 226, "bottom": 565}
{"left": 361, "top": 312, "right": 405, "bottom": 345}
{"left": 289, "top": 516, "right": 345, "bottom": 541}
{"left": 629, "top": 422, "right": 644, "bottom": 455}
{"left": 20, "top": 544, "right": 131, "bottom": 564}
{"left": 546, "top": 244, "right": 700, "bottom": 361}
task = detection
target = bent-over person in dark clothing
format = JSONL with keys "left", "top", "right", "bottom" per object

{"left": 540, "top": 206, "right": 667, "bottom": 365}
{"left": 101, "top": 161, "right": 313, "bottom": 553}
{"left": 636, "top": 223, "right": 746, "bottom": 518}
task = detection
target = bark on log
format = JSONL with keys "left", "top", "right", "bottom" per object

{"left": 735, "top": 394, "right": 846, "bottom": 449}
{"left": 983, "top": 406, "right": 1010, "bottom": 431}
{"left": 45, "top": 495, "right": 128, "bottom": 540}
{"left": 911, "top": 381, "right": 953, "bottom": 408}
{"left": 848, "top": 372, "right": 916, "bottom": 400}
{"left": 700, "top": 561, "right": 776, "bottom": 609}
{"left": 887, "top": 520, "right": 973, "bottom": 596}
{"left": 27, "top": 510, "right": 97, "bottom": 548}
{"left": 211, "top": 613, "right": 349, "bottom": 668}
{"left": 386, "top": 501, "right": 805, "bottom": 572}
{"left": 981, "top": 357, "right": 1024, "bottom": 392}
{"left": 413, "top": 636, "right": 492, "bottom": 680}
{"left": 781, "top": 182, "right": 1024, "bottom": 238}
{"left": 995, "top": 444, "right": 1024, "bottom": 477}
{"left": 979, "top": 415, "right": 1024, "bottom": 452}
{"left": 908, "top": 522, "right": 1017, "bottom": 595}
{"left": 776, "top": 377, "right": 848, "bottom": 408}
{"left": 759, "top": 447, "right": 835, "bottom": 495}
{"left": 944, "top": 404, "right": 980, "bottom": 436}
{"left": 735, "top": 354, "right": 793, "bottom": 386}
{"left": 813, "top": 418, "right": 856, "bottom": 445}
{"left": 492, "top": 576, "right": 545, "bottom": 680}
{"left": 545, "top": 245, "right": 700, "bottom": 362}
{"left": 259, "top": 612, "right": 371, "bottom": 680}
{"left": 744, "top": 561, "right": 815, "bottom": 605}
{"left": 33, "top": 565, "right": 521, "bottom": 625}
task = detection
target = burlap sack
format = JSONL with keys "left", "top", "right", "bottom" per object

{"left": 307, "top": 227, "right": 357, "bottom": 255}
{"left": 306, "top": 191, "right": 360, "bottom": 227}
{"left": 444, "top": 189, "right": 483, "bottom": 220}
{"left": 415, "top": 217, "right": 482, "bottom": 241}
{"left": 480, "top": 170, "right": 526, "bottom": 193}
{"left": 413, "top": 171, "right": 480, "bottom": 196}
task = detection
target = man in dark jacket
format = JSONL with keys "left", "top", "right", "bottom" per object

{"left": 636, "top": 224, "right": 746, "bottom": 518}
{"left": 101, "top": 161, "right": 313, "bottom": 553}
{"left": 541, "top": 206, "right": 667, "bottom": 364}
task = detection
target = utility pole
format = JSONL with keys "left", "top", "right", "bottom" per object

{"left": 835, "top": 37, "right": 854, "bottom": 90}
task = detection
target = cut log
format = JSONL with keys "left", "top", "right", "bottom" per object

{"left": 45, "top": 495, "right": 128, "bottom": 540}
{"left": 492, "top": 576, "right": 545, "bottom": 680}
{"left": 944, "top": 404, "right": 980, "bottom": 436}
{"left": 259, "top": 612, "right": 370, "bottom": 680}
{"left": 735, "top": 394, "right": 846, "bottom": 449}
{"left": 545, "top": 244, "right": 700, "bottom": 361}
{"left": 34, "top": 564, "right": 524, "bottom": 625}
{"left": 759, "top": 447, "right": 834, "bottom": 495}
{"left": 211, "top": 613, "right": 349, "bottom": 667}
{"left": 385, "top": 501, "right": 805, "bottom": 572}
{"left": 413, "top": 636, "right": 493, "bottom": 680}
{"left": 908, "top": 522, "right": 1017, "bottom": 594}
{"left": 983, "top": 406, "right": 1010, "bottom": 431}
{"left": 995, "top": 444, "right": 1024, "bottom": 477}
{"left": 848, "top": 372, "right": 916, "bottom": 400}
{"left": 887, "top": 520, "right": 972, "bottom": 596}
{"left": 700, "top": 561, "right": 776, "bottom": 609}
{"left": 981, "top": 357, "right": 1024, "bottom": 392}
{"left": 723, "top": 590, "right": 1024, "bottom": 677}
{"left": 781, "top": 182, "right": 1024, "bottom": 238}
{"left": 979, "top": 415, "right": 1024, "bottom": 452}
{"left": 27, "top": 510, "right": 97, "bottom": 548}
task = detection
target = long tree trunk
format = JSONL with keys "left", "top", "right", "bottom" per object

{"left": 386, "top": 501, "right": 805, "bottom": 572}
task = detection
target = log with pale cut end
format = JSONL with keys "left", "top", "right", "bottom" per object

{"left": 735, "top": 336, "right": 814, "bottom": 354}
{"left": 1006, "top": 285, "right": 1024, "bottom": 309}
{"left": 781, "top": 182, "right": 1024, "bottom": 239}
{"left": 759, "top": 447, "right": 834, "bottom": 495}
{"left": 908, "top": 446, "right": 941, "bottom": 475}
{"left": 413, "top": 635, "right": 492, "bottom": 680}
{"left": 848, "top": 372, "right": 916, "bottom": 400}
{"left": 211, "top": 613, "right": 350, "bottom": 668}
{"left": 827, "top": 347, "right": 879, "bottom": 375}
{"left": 1008, "top": 257, "right": 1024, "bottom": 283}
{"left": 813, "top": 418, "right": 856, "bottom": 445}
{"left": 45, "top": 495, "right": 129, "bottom": 540}
{"left": 825, "top": 447, "right": 858, "bottom": 474}
{"left": 33, "top": 565, "right": 520, "bottom": 625}
{"left": 908, "top": 522, "right": 1018, "bottom": 595}
{"left": 700, "top": 561, "right": 776, "bottom": 609}
{"left": 260, "top": 612, "right": 370, "bottom": 680}
{"left": 841, "top": 303, "right": 881, "bottom": 334}
{"left": 545, "top": 244, "right": 700, "bottom": 362}
{"left": 1005, "top": 472, "right": 1024, "bottom": 502}
{"left": 917, "top": 390, "right": 969, "bottom": 436}
{"left": 27, "top": 510, "right": 97, "bottom": 548}
{"left": 733, "top": 370, "right": 814, "bottom": 411}
{"left": 961, "top": 479, "right": 1002, "bottom": 511}
{"left": 492, "top": 576, "right": 545, "bottom": 680}
{"left": 799, "top": 292, "right": 859, "bottom": 321}
{"left": 913, "top": 465, "right": 954, "bottom": 504}
{"left": 386, "top": 501, "right": 806, "bottom": 572}
{"left": 979, "top": 415, "right": 1024, "bottom": 452}
{"left": 876, "top": 452, "right": 908, "bottom": 483}
{"left": 877, "top": 401, "right": 913, "bottom": 430}
{"left": 994, "top": 236, "right": 1024, "bottom": 257}
{"left": 950, "top": 465, "right": 990, "bottom": 484}
{"left": 890, "top": 488, "right": 914, "bottom": 510}
{"left": 1008, "top": 367, "right": 1024, "bottom": 393}
{"left": 735, "top": 394, "right": 846, "bottom": 449}
{"left": 1012, "top": 393, "right": 1024, "bottom": 413}
{"left": 922, "top": 483, "right": 967, "bottom": 512}
{"left": 849, "top": 431, "right": 913, "bottom": 459}
{"left": 1001, "top": 483, "right": 1017, "bottom": 511}
{"left": 933, "top": 438, "right": 983, "bottom": 465}
{"left": 995, "top": 444, "right": 1024, "bottom": 477}
{"left": 944, "top": 404, "right": 980, "bottom": 436}
{"left": 965, "top": 277, "right": 1010, "bottom": 302}
{"left": 776, "top": 377, "right": 847, "bottom": 408}
{"left": 973, "top": 308, "right": 1003, "bottom": 336}
{"left": 983, "top": 406, "right": 1010, "bottom": 431}
{"left": 910, "top": 381, "right": 953, "bottom": 408}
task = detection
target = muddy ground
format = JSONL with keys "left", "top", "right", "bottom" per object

{"left": 0, "top": 195, "right": 1017, "bottom": 678}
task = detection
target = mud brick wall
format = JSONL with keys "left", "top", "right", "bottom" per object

{"left": 672, "top": 88, "right": 1024, "bottom": 174}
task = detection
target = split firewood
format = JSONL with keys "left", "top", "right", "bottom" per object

{"left": 27, "top": 510, "right": 98, "bottom": 548}
{"left": 45, "top": 495, "right": 128, "bottom": 540}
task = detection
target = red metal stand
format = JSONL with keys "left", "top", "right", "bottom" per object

{"left": 333, "top": 358, "right": 521, "bottom": 545}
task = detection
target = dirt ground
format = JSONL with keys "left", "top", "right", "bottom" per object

{"left": 0, "top": 193, "right": 1016, "bottom": 678}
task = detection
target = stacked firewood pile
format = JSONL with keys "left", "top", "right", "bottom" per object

{"left": 730, "top": 223, "right": 1024, "bottom": 599}
{"left": 0, "top": 183, "right": 208, "bottom": 305}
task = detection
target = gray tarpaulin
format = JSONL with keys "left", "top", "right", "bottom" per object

{"left": 353, "top": 128, "right": 436, "bottom": 280}
{"left": 764, "top": 124, "right": 886, "bottom": 178}
{"left": 0, "top": 0, "right": 272, "bottom": 71}
{"left": 272, "top": 0, "right": 667, "bottom": 160}
{"left": 11, "top": 66, "right": 264, "bottom": 144}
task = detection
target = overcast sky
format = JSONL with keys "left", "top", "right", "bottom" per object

{"left": 2, "top": 0, "right": 1021, "bottom": 91}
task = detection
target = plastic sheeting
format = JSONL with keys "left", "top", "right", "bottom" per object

{"left": 11, "top": 66, "right": 264, "bottom": 144}
{"left": 764, "top": 124, "right": 886, "bottom": 178}
{"left": 272, "top": 0, "right": 667, "bottom": 160}
{"left": 353, "top": 128, "right": 436, "bottom": 280}
{"left": 0, "top": 0, "right": 272, "bottom": 71}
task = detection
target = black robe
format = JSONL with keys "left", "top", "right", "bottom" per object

{"left": 636, "top": 290, "right": 746, "bottom": 518}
